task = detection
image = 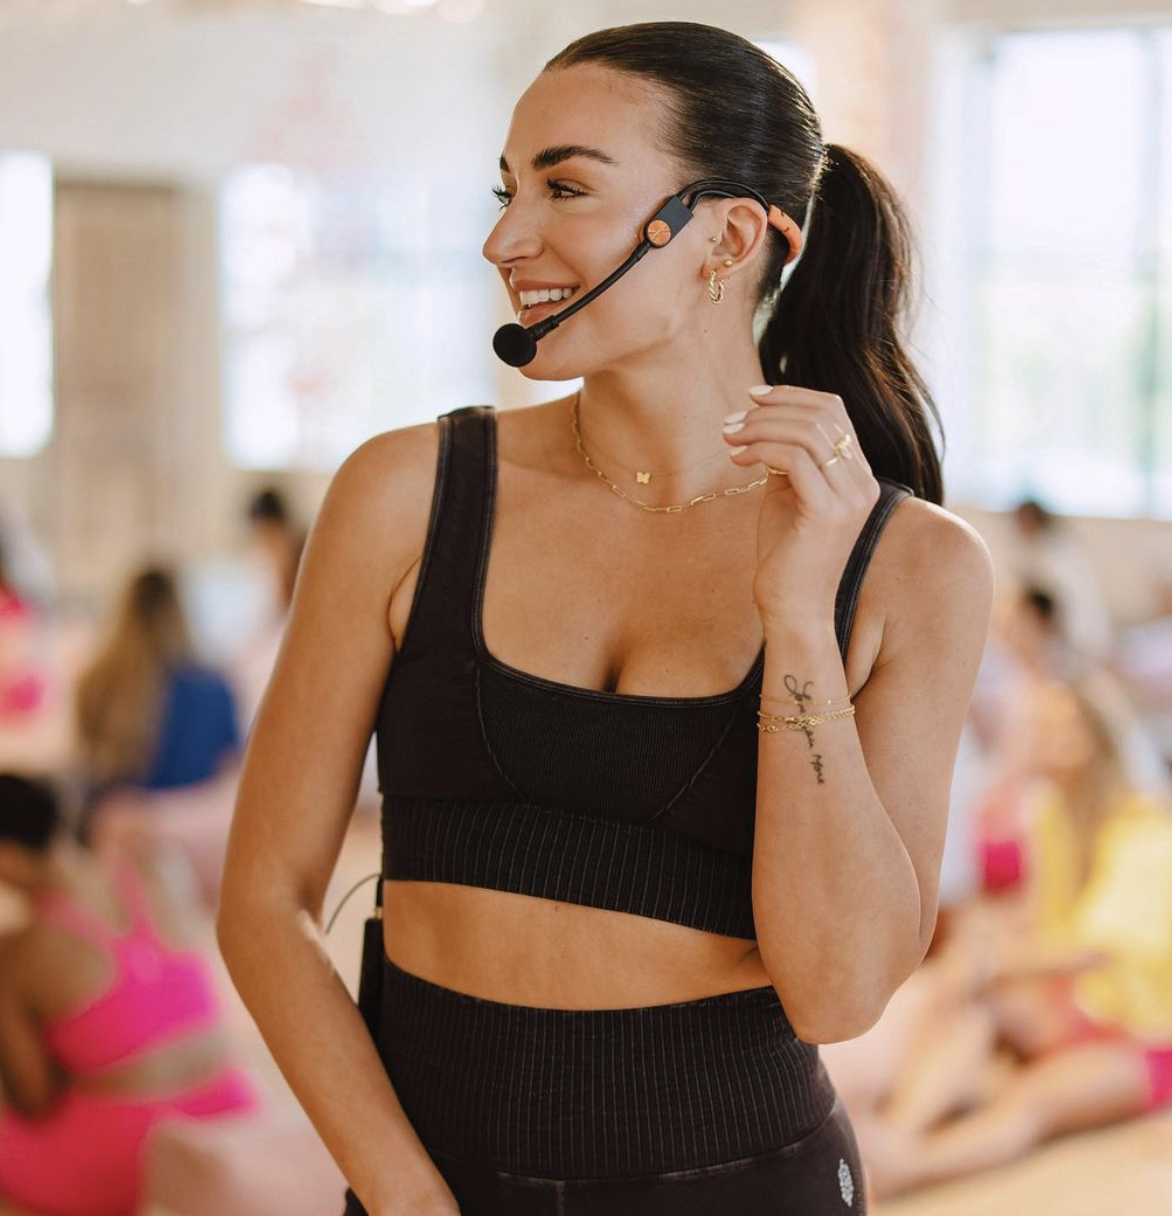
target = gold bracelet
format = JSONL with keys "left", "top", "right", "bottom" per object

{"left": 758, "top": 705, "right": 851, "bottom": 719}
{"left": 757, "top": 705, "right": 855, "bottom": 722}
{"left": 756, "top": 705, "right": 857, "bottom": 732}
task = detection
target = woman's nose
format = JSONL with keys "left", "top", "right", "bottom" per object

{"left": 481, "top": 201, "right": 543, "bottom": 266}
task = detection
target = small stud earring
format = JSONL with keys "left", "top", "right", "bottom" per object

{"left": 709, "top": 235, "right": 720, "bottom": 243}
{"left": 723, "top": 258, "right": 733, "bottom": 267}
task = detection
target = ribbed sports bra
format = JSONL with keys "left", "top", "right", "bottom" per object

{"left": 376, "top": 404, "right": 912, "bottom": 940}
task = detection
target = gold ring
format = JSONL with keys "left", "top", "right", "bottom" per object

{"left": 765, "top": 465, "right": 789, "bottom": 476}
{"left": 819, "top": 455, "right": 840, "bottom": 471}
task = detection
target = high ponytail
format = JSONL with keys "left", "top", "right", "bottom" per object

{"left": 546, "top": 22, "right": 944, "bottom": 504}
{"left": 760, "top": 144, "right": 943, "bottom": 502}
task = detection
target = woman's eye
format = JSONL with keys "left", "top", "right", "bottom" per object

{"left": 490, "top": 180, "right": 585, "bottom": 210}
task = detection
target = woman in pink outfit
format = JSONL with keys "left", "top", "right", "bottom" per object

{"left": 0, "top": 772, "right": 261, "bottom": 1216}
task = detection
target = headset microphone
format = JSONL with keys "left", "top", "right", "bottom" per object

{"left": 491, "top": 178, "right": 771, "bottom": 368}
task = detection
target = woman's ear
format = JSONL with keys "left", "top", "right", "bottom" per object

{"left": 706, "top": 198, "right": 770, "bottom": 282}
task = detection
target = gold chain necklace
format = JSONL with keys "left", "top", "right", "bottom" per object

{"left": 570, "top": 389, "right": 769, "bottom": 514}
{"left": 577, "top": 411, "right": 734, "bottom": 485}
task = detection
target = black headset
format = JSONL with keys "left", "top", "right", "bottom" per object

{"left": 491, "top": 177, "right": 779, "bottom": 368}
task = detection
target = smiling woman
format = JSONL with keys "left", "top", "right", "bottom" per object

{"left": 215, "top": 19, "right": 993, "bottom": 1216}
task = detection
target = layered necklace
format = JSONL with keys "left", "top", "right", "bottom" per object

{"left": 569, "top": 388, "right": 768, "bottom": 514}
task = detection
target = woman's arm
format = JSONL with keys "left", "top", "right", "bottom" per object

{"left": 751, "top": 502, "right": 995, "bottom": 1043}
{"left": 216, "top": 422, "right": 458, "bottom": 1216}
{"left": 0, "top": 934, "right": 68, "bottom": 1117}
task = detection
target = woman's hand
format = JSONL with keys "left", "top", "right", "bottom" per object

{"left": 722, "top": 384, "right": 881, "bottom": 625}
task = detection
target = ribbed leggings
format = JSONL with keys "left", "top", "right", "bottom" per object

{"left": 341, "top": 955, "right": 867, "bottom": 1215}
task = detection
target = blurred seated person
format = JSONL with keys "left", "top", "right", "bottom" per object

{"left": 246, "top": 486, "right": 306, "bottom": 619}
{"left": 847, "top": 670, "right": 1172, "bottom": 1198}
{"left": 227, "top": 487, "right": 306, "bottom": 731}
{"left": 1009, "top": 497, "right": 1114, "bottom": 663}
{"left": 74, "top": 565, "right": 243, "bottom": 906}
{"left": 0, "top": 772, "right": 260, "bottom": 1216}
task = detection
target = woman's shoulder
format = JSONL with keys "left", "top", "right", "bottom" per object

{"left": 333, "top": 415, "right": 447, "bottom": 518}
{"left": 303, "top": 415, "right": 459, "bottom": 638}
{"left": 1101, "top": 790, "right": 1172, "bottom": 850}
{"left": 874, "top": 487, "right": 989, "bottom": 568}
{"left": 860, "top": 484, "right": 993, "bottom": 664}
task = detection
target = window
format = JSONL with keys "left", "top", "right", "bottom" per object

{"left": 0, "top": 152, "right": 53, "bottom": 457}
{"left": 946, "top": 26, "right": 1172, "bottom": 518}
{"left": 218, "top": 165, "right": 497, "bottom": 470}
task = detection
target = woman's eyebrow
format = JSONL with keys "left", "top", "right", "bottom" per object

{"left": 498, "top": 144, "right": 619, "bottom": 174}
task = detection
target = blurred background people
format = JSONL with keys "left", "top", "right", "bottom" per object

{"left": 228, "top": 486, "right": 308, "bottom": 732}
{"left": 73, "top": 565, "right": 243, "bottom": 910}
{"left": 0, "top": 771, "right": 261, "bottom": 1216}
{"left": 829, "top": 671, "right": 1172, "bottom": 1199}
{"left": 1006, "top": 498, "right": 1115, "bottom": 666}
{"left": 246, "top": 486, "right": 307, "bottom": 621}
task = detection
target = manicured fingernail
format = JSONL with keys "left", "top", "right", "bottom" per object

{"left": 723, "top": 409, "right": 748, "bottom": 424}
{"left": 748, "top": 384, "right": 772, "bottom": 396}
{"left": 722, "top": 421, "right": 745, "bottom": 434}
{"left": 728, "top": 444, "right": 748, "bottom": 455}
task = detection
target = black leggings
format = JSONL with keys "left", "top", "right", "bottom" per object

{"left": 343, "top": 955, "right": 867, "bottom": 1215}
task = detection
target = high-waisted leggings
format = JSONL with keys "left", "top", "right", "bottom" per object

{"left": 342, "top": 955, "right": 867, "bottom": 1215}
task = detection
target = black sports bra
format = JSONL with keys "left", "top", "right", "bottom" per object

{"left": 376, "top": 405, "right": 912, "bottom": 940}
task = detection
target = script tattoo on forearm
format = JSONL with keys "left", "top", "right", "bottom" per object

{"left": 784, "top": 673, "right": 826, "bottom": 785}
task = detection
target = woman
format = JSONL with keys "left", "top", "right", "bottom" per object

{"left": 74, "top": 564, "right": 242, "bottom": 891}
{"left": 217, "top": 22, "right": 993, "bottom": 1216}
{"left": 75, "top": 564, "right": 241, "bottom": 800}
{"left": 854, "top": 671, "right": 1172, "bottom": 1198}
{"left": 0, "top": 772, "right": 260, "bottom": 1216}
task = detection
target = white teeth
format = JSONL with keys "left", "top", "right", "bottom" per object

{"left": 519, "top": 286, "right": 579, "bottom": 307}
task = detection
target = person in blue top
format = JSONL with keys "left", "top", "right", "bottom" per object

{"left": 73, "top": 564, "right": 242, "bottom": 846}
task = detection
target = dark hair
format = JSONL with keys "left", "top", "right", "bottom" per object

{"left": 545, "top": 21, "right": 944, "bottom": 503}
{"left": 1014, "top": 498, "right": 1054, "bottom": 530}
{"left": 1021, "top": 583, "right": 1059, "bottom": 626}
{"left": 0, "top": 772, "right": 61, "bottom": 852}
{"left": 248, "top": 487, "right": 289, "bottom": 525}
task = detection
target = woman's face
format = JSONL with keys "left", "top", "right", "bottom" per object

{"left": 482, "top": 65, "right": 726, "bottom": 380}
{"left": 1031, "top": 684, "right": 1096, "bottom": 779}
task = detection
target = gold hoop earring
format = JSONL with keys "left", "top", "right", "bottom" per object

{"left": 708, "top": 269, "right": 726, "bottom": 304}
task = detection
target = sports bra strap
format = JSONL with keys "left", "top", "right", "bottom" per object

{"left": 35, "top": 892, "right": 114, "bottom": 950}
{"left": 834, "top": 477, "right": 913, "bottom": 662}
{"left": 34, "top": 857, "right": 157, "bottom": 952}
{"left": 394, "top": 405, "right": 494, "bottom": 666}
{"left": 112, "top": 856, "right": 157, "bottom": 940}
{"left": 35, "top": 887, "right": 123, "bottom": 952}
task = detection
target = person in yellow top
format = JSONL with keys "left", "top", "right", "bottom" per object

{"left": 851, "top": 669, "right": 1172, "bottom": 1199}
{"left": 1030, "top": 779, "right": 1172, "bottom": 1040}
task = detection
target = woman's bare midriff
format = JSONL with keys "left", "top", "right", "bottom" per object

{"left": 382, "top": 881, "right": 772, "bottom": 1008}
{"left": 70, "top": 1022, "right": 237, "bottom": 1098}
